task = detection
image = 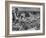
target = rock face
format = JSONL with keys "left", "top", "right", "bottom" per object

{"left": 12, "top": 7, "right": 40, "bottom": 31}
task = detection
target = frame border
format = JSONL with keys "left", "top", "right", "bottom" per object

{"left": 5, "top": 1, "right": 45, "bottom": 37}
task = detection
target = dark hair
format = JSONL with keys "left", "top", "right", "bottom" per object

{"left": 15, "top": 8, "right": 18, "bottom": 11}
{"left": 15, "top": 8, "right": 18, "bottom": 13}
{"left": 25, "top": 11, "right": 30, "bottom": 17}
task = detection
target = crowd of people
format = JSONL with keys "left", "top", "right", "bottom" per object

{"left": 12, "top": 8, "right": 40, "bottom": 31}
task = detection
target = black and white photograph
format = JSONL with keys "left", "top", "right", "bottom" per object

{"left": 8, "top": 3, "right": 44, "bottom": 35}
{"left": 12, "top": 7, "right": 40, "bottom": 31}
{"left": 5, "top": 1, "right": 45, "bottom": 37}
